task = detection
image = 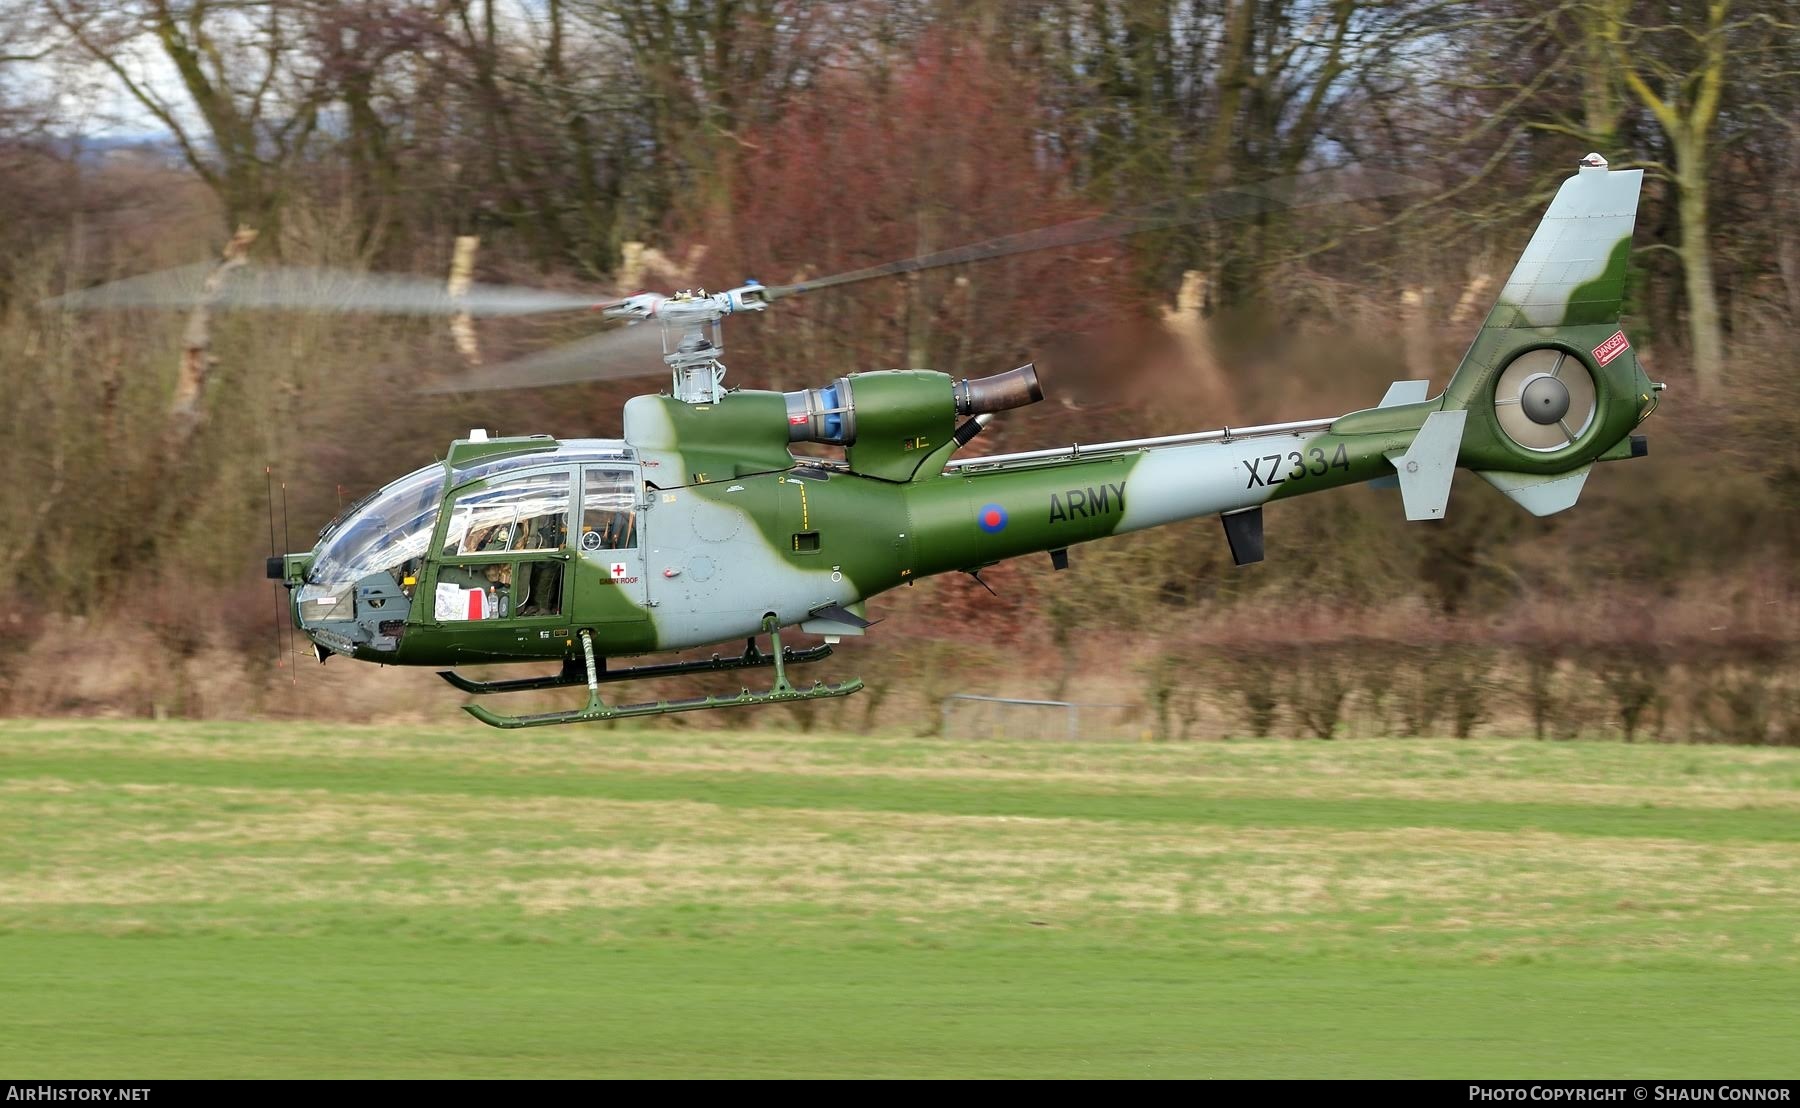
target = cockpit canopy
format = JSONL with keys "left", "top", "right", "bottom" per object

{"left": 438, "top": 470, "right": 571, "bottom": 556}
{"left": 309, "top": 462, "right": 445, "bottom": 588}
{"left": 306, "top": 439, "right": 640, "bottom": 590}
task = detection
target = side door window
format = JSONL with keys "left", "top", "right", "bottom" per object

{"left": 574, "top": 467, "right": 649, "bottom": 621}
{"left": 433, "top": 470, "right": 571, "bottom": 622}
{"left": 580, "top": 468, "right": 639, "bottom": 554}
{"left": 440, "top": 470, "right": 570, "bottom": 556}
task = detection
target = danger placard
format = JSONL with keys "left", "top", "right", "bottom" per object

{"left": 1592, "top": 330, "right": 1630, "bottom": 366}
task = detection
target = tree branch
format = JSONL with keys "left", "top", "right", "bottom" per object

{"left": 45, "top": 1, "right": 219, "bottom": 191}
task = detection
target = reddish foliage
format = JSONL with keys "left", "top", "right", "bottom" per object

{"left": 685, "top": 41, "right": 1140, "bottom": 390}
{"left": 671, "top": 43, "right": 1145, "bottom": 642}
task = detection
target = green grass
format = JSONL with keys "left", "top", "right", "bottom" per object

{"left": 2, "top": 721, "right": 1798, "bottom": 1077}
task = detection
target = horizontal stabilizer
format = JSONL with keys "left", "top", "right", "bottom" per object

{"left": 1378, "top": 380, "right": 1430, "bottom": 408}
{"left": 1476, "top": 466, "right": 1592, "bottom": 517}
{"left": 1366, "top": 381, "right": 1433, "bottom": 489}
{"left": 802, "top": 601, "right": 876, "bottom": 637}
{"left": 1384, "top": 409, "right": 1467, "bottom": 521}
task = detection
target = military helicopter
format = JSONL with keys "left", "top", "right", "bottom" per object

{"left": 59, "top": 156, "right": 1660, "bottom": 728}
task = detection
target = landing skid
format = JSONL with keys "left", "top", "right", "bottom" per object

{"left": 438, "top": 641, "right": 837, "bottom": 695}
{"left": 457, "top": 621, "right": 863, "bottom": 729}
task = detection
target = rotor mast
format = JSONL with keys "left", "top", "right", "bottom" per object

{"left": 602, "top": 282, "right": 771, "bottom": 404}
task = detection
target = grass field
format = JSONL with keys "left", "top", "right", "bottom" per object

{"left": 1, "top": 720, "right": 1797, "bottom": 1078}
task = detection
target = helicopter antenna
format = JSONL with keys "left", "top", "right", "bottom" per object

{"left": 281, "top": 479, "right": 298, "bottom": 685}
{"left": 264, "top": 467, "right": 287, "bottom": 676}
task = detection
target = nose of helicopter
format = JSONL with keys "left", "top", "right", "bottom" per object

{"left": 267, "top": 551, "right": 352, "bottom": 659}
{"left": 290, "top": 575, "right": 360, "bottom": 658}
{"left": 279, "top": 460, "right": 443, "bottom": 660}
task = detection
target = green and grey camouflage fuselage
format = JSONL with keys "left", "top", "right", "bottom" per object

{"left": 278, "top": 159, "right": 1659, "bottom": 722}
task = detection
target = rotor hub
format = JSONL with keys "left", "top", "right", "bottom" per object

{"left": 1520, "top": 375, "right": 1571, "bottom": 425}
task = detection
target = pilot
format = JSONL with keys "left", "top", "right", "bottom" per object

{"left": 464, "top": 522, "right": 513, "bottom": 552}
{"left": 592, "top": 511, "right": 634, "bottom": 549}
{"left": 522, "top": 517, "right": 564, "bottom": 550}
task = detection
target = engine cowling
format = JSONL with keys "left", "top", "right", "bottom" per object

{"left": 784, "top": 365, "right": 1043, "bottom": 482}
{"left": 783, "top": 364, "right": 1042, "bottom": 446}
{"left": 624, "top": 365, "right": 1045, "bottom": 487}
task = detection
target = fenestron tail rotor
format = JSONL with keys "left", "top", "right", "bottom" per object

{"left": 1492, "top": 348, "right": 1599, "bottom": 452}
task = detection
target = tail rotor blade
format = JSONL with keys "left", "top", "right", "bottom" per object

{"left": 47, "top": 263, "right": 606, "bottom": 318}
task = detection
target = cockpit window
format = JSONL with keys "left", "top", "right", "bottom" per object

{"left": 440, "top": 471, "right": 571, "bottom": 556}
{"left": 309, "top": 463, "right": 446, "bottom": 588}
{"left": 581, "top": 468, "right": 639, "bottom": 551}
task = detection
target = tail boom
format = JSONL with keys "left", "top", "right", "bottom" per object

{"left": 899, "top": 156, "right": 1658, "bottom": 580}
{"left": 906, "top": 416, "right": 1409, "bottom": 577}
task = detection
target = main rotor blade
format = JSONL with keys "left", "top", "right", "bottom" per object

{"left": 47, "top": 263, "right": 605, "bottom": 317}
{"left": 764, "top": 167, "right": 1427, "bottom": 301}
{"left": 424, "top": 323, "right": 669, "bottom": 393}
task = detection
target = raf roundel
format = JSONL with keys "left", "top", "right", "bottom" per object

{"left": 977, "top": 503, "right": 1008, "bottom": 534}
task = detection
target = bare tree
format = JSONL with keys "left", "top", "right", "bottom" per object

{"left": 1580, "top": 0, "right": 1795, "bottom": 397}
{"left": 46, "top": 0, "right": 328, "bottom": 236}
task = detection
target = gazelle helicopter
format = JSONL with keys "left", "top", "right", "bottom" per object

{"left": 59, "top": 155, "right": 1660, "bottom": 728}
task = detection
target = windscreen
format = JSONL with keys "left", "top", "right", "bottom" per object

{"left": 309, "top": 463, "right": 446, "bottom": 587}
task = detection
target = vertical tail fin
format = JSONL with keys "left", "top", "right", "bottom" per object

{"left": 1482, "top": 154, "right": 1644, "bottom": 332}
{"left": 1446, "top": 156, "right": 1644, "bottom": 411}
{"left": 1426, "top": 155, "right": 1656, "bottom": 516}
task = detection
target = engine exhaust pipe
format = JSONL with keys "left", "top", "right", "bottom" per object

{"left": 955, "top": 363, "right": 1043, "bottom": 416}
